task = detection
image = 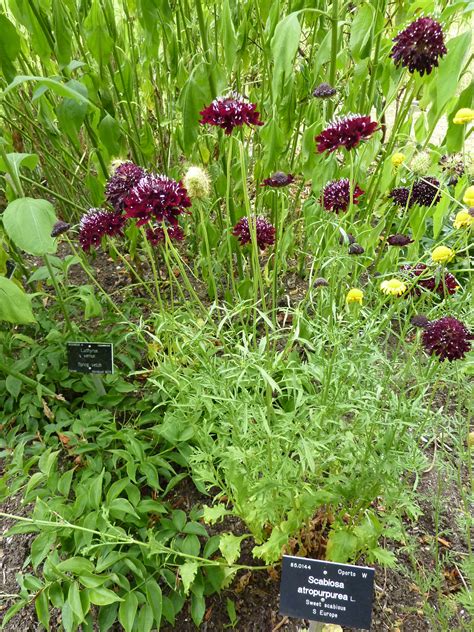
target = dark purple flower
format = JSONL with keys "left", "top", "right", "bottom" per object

{"left": 199, "top": 94, "right": 264, "bottom": 135}
{"left": 313, "top": 83, "right": 337, "bottom": 99}
{"left": 315, "top": 114, "right": 379, "bottom": 153}
{"left": 146, "top": 224, "right": 184, "bottom": 246}
{"left": 387, "top": 233, "right": 414, "bottom": 246}
{"left": 348, "top": 243, "right": 364, "bottom": 255}
{"left": 262, "top": 172, "right": 295, "bottom": 188}
{"left": 389, "top": 187, "right": 413, "bottom": 208}
{"left": 412, "top": 177, "right": 441, "bottom": 207}
{"left": 411, "top": 314, "right": 430, "bottom": 328}
{"left": 51, "top": 220, "right": 70, "bottom": 237}
{"left": 401, "top": 263, "right": 459, "bottom": 296}
{"left": 232, "top": 216, "right": 275, "bottom": 249}
{"left": 339, "top": 232, "right": 356, "bottom": 245}
{"left": 422, "top": 317, "right": 472, "bottom": 361}
{"left": 314, "top": 277, "right": 329, "bottom": 287}
{"left": 123, "top": 174, "right": 191, "bottom": 227}
{"left": 105, "top": 162, "right": 146, "bottom": 211}
{"left": 322, "top": 178, "right": 364, "bottom": 213}
{"left": 78, "top": 209, "right": 125, "bottom": 251}
{"left": 391, "top": 17, "right": 447, "bottom": 76}
{"left": 439, "top": 154, "right": 464, "bottom": 186}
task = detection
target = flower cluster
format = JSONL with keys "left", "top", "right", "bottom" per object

{"left": 422, "top": 317, "right": 472, "bottom": 361}
{"left": 199, "top": 94, "right": 264, "bottom": 135}
{"left": 389, "top": 178, "right": 441, "bottom": 208}
{"left": 78, "top": 209, "right": 125, "bottom": 251}
{"left": 387, "top": 233, "right": 413, "bottom": 247}
{"left": 391, "top": 17, "right": 447, "bottom": 76}
{"left": 146, "top": 224, "right": 184, "bottom": 245}
{"left": 322, "top": 178, "right": 364, "bottom": 213}
{"left": 315, "top": 114, "right": 378, "bottom": 153}
{"left": 401, "top": 263, "right": 459, "bottom": 297}
{"left": 262, "top": 172, "right": 295, "bottom": 188}
{"left": 313, "top": 83, "right": 337, "bottom": 99}
{"left": 106, "top": 161, "right": 146, "bottom": 210}
{"left": 232, "top": 216, "right": 275, "bottom": 249}
{"left": 123, "top": 174, "right": 191, "bottom": 227}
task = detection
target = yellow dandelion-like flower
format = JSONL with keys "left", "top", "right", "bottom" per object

{"left": 431, "top": 245, "right": 455, "bottom": 264}
{"left": 453, "top": 210, "right": 473, "bottom": 229}
{"left": 453, "top": 108, "right": 474, "bottom": 125}
{"left": 346, "top": 288, "right": 364, "bottom": 304}
{"left": 463, "top": 186, "right": 474, "bottom": 207}
{"left": 183, "top": 166, "right": 211, "bottom": 200}
{"left": 380, "top": 278, "right": 407, "bottom": 296}
{"left": 391, "top": 152, "right": 406, "bottom": 167}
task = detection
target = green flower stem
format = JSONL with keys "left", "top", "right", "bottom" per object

{"left": 197, "top": 200, "right": 218, "bottom": 300}
{"left": 225, "top": 138, "right": 239, "bottom": 297}
{"left": 43, "top": 254, "right": 74, "bottom": 335}
{"left": 164, "top": 232, "right": 206, "bottom": 313}
{"left": 0, "top": 359, "right": 58, "bottom": 398}
{"left": 108, "top": 241, "right": 158, "bottom": 304}
{"left": 141, "top": 228, "right": 165, "bottom": 313}
{"left": 327, "top": 0, "right": 339, "bottom": 120}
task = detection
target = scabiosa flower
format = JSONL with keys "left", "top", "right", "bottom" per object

{"left": 314, "top": 277, "right": 329, "bottom": 287}
{"left": 146, "top": 224, "right": 184, "bottom": 246}
{"left": 453, "top": 209, "right": 473, "bottom": 229}
{"left": 78, "top": 209, "right": 125, "bottom": 251}
{"left": 389, "top": 187, "right": 413, "bottom": 208}
{"left": 387, "top": 233, "right": 414, "bottom": 246}
{"left": 439, "top": 154, "right": 465, "bottom": 186}
{"left": 380, "top": 278, "right": 407, "bottom": 296}
{"left": 411, "top": 314, "right": 430, "bottom": 328}
{"left": 183, "top": 166, "right": 210, "bottom": 199}
{"left": 348, "top": 243, "right": 364, "bottom": 255}
{"left": 410, "top": 151, "right": 431, "bottom": 175}
{"left": 262, "top": 172, "right": 295, "bottom": 188}
{"left": 322, "top": 178, "right": 364, "bottom": 213}
{"left": 312, "top": 83, "right": 337, "bottom": 99}
{"left": 422, "top": 317, "right": 472, "bottom": 362}
{"left": 105, "top": 161, "right": 146, "bottom": 210}
{"left": 339, "top": 232, "right": 356, "bottom": 245}
{"left": 51, "top": 220, "right": 70, "bottom": 237}
{"left": 232, "top": 216, "right": 275, "bottom": 249}
{"left": 315, "top": 114, "right": 378, "bottom": 153}
{"left": 412, "top": 177, "right": 441, "bottom": 207}
{"left": 123, "top": 174, "right": 191, "bottom": 227}
{"left": 401, "top": 263, "right": 459, "bottom": 296}
{"left": 199, "top": 93, "right": 264, "bottom": 135}
{"left": 391, "top": 17, "right": 447, "bottom": 76}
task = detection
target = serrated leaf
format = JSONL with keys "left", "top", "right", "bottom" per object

{"left": 219, "top": 533, "right": 245, "bottom": 565}
{"left": 179, "top": 561, "right": 198, "bottom": 595}
{"left": 202, "top": 504, "right": 230, "bottom": 525}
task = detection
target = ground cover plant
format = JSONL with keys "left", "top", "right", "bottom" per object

{"left": 0, "top": 0, "right": 473, "bottom": 630}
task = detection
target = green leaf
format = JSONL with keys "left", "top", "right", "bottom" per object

{"left": 350, "top": 4, "right": 374, "bottom": 59}
{"left": 0, "top": 15, "right": 21, "bottom": 82}
{"left": 179, "top": 561, "right": 199, "bottom": 595}
{"left": 219, "top": 533, "right": 245, "bottom": 565}
{"left": 0, "top": 276, "right": 35, "bottom": 324}
{"left": 57, "top": 557, "right": 95, "bottom": 575}
{"left": 326, "top": 528, "right": 359, "bottom": 563}
{"left": 191, "top": 591, "right": 206, "bottom": 627}
{"left": 35, "top": 589, "right": 50, "bottom": 631}
{"left": 2, "top": 76, "right": 95, "bottom": 107}
{"left": 221, "top": 0, "right": 238, "bottom": 73}
{"left": 31, "top": 531, "right": 56, "bottom": 569}
{"left": 179, "top": 62, "right": 212, "bottom": 155}
{"left": 136, "top": 604, "right": 154, "bottom": 632}
{"left": 98, "top": 114, "right": 123, "bottom": 157}
{"left": 68, "top": 581, "right": 84, "bottom": 621}
{"left": 0, "top": 152, "right": 39, "bottom": 176}
{"left": 98, "top": 602, "right": 118, "bottom": 632}
{"left": 87, "top": 587, "right": 124, "bottom": 606}
{"left": 145, "top": 578, "right": 162, "bottom": 627}
{"left": 108, "top": 497, "right": 140, "bottom": 519}
{"left": 118, "top": 591, "right": 138, "bottom": 632}
{"left": 3, "top": 197, "right": 58, "bottom": 256}
{"left": 83, "top": 0, "right": 114, "bottom": 66}
{"left": 436, "top": 31, "right": 472, "bottom": 112}
{"left": 202, "top": 504, "right": 230, "bottom": 525}
{"left": 271, "top": 13, "right": 301, "bottom": 99}
{"left": 5, "top": 374, "right": 22, "bottom": 399}
{"left": 62, "top": 601, "right": 74, "bottom": 632}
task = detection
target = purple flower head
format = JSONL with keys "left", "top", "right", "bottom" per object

{"left": 232, "top": 216, "right": 275, "bottom": 250}
{"left": 389, "top": 187, "right": 413, "bottom": 208}
{"left": 422, "top": 317, "right": 472, "bottom": 362}
{"left": 412, "top": 177, "right": 441, "bottom": 207}
{"left": 401, "top": 263, "right": 459, "bottom": 297}
{"left": 391, "top": 17, "right": 447, "bottom": 76}
{"left": 51, "top": 220, "right": 70, "bottom": 237}
{"left": 123, "top": 174, "right": 191, "bottom": 227}
{"left": 105, "top": 162, "right": 146, "bottom": 211}
{"left": 439, "top": 154, "right": 464, "bottom": 186}
{"left": 322, "top": 178, "right": 364, "bottom": 213}
{"left": 348, "top": 243, "right": 364, "bottom": 255}
{"left": 262, "top": 172, "right": 295, "bottom": 188}
{"left": 199, "top": 93, "right": 264, "bottom": 135}
{"left": 146, "top": 224, "right": 184, "bottom": 246}
{"left": 315, "top": 114, "right": 379, "bottom": 153}
{"left": 411, "top": 314, "right": 430, "bottom": 328}
{"left": 79, "top": 209, "right": 125, "bottom": 251}
{"left": 314, "top": 277, "right": 329, "bottom": 287}
{"left": 387, "top": 233, "right": 414, "bottom": 246}
{"left": 313, "top": 83, "right": 337, "bottom": 99}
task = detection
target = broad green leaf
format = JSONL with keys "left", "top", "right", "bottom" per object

{"left": 68, "top": 582, "right": 83, "bottom": 620}
{"left": 0, "top": 277, "right": 36, "bottom": 324}
{"left": 145, "top": 579, "right": 162, "bottom": 627}
{"left": 219, "top": 533, "right": 245, "bottom": 565}
{"left": 202, "top": 504, "right": 230, "bottom": 525}
{"left": 87, "top": 587, "right": 124, "bottom": 606}
{"left": 98, "top": 114, "right": 123, "bottom": 157}
{"left": 179, "top": 561, "right": 198, "bottom": 595}
{"left": 31, "top": 531, "right": 56, "bottom": 569}
{"left": 35, "top": 589, "right": 50, "bottom": 631}
{"left": 136, "top": 604, "right": 154, "bottom": 632}
{"left": 3, "top": 197, "right": 57, "bottom": 256}
{"left": 2, "top": 76, "right": 95, "bottom": 107}
{"left": 0, "top": 152, "right": 39, "bottom": 176}
{"left": 57, "top": 557, "right": 95, "bottom": 575}
{"left": 191, "top": 591, "right": 206, "bottom": 627}
{"left": 180, "top": 62, "right": 212, "bottom": 155}
{"left": 5, "top": 374, "right": 22, "bottom": 399}
{"left": 271, "top": 13, "right": 301, "bottom": 99}
{"left": 221, "top": 0, "right": 238, "bottom": 73}
{"left": 436, "top": 31, "right": 472, "bottom": 112}
{"left": 0, "top": 15, "right": 21, "bottom": 82}
{"left": 350, "top": 4, "right": 375, "bottom": 59}
{"left": 83, "top": 0, "right": 114, "bottom": 66}
{"left": 326, "top": 528, "right": 359, "bottom": 563}
{"left": 118, "top": 591, "right": 138, "bottom": 632}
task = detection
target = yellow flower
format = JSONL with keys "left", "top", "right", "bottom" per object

{"left": 453, "top": 210, "right": 473, "bottom": 229}
{"left": 468, "top": 432, "right": 474, "bottom": 448}
{"left": 453, "top": 108, "right": 474, "bottom": 124}
{"left": 380, "top": 278, "right": 407, "bottom": 296}
{"left": 431, "top": 245, "right": 455, "bottom": 264}
{"left": 391, "top": 152, "right": 406, "bottom": 167}
{"left": 463, "top": 186, "right": 474, "bottom": 207}
{"left": 346, "top": 288, "right": 364, "bottom": 304}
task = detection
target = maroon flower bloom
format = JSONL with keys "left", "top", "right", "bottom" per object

{"left": 105, "top": 162, "right": 146, "bottom": 211}
{"left": 78, "top": 209, "right": 125, "bottom": 251}
{"left": 262, "top": 172, "right": 295, "bottom": 188}
{"left": 51, "top": 220, "right": 70, "bottom": 237}
{"left": 314, "top": 277, "right": 329, "bottom": 287}
{"left": 322, "top": 178, "right": 364, "bottom": 213}
{"left": 146, "top": 224, "right": 184, "bottom": 246}
{"left": 123, "top": 174, "right": 191, "bottom": 227}
{"left": 315, "top": 114, "right": 378, "bottom": 153}
{"left": 389, "top": 187, "right": 413, "bottom": 208}
{"left": 348, "top": 243, "right": 364, "bottom": 255}
{"left": 411, "top": 314, "right": 430, "bottom": 328}
{"left": 391, "top": 17, "right": 447, "bottom": 76}
{"left": 313, "top": 83, "right": 337, "bottom": 99}
{"left": 412, "top": 177, "right": 441, "bottom": 207}
{"left": 387, "top": 233, "right": 414, "bottom": 246}
{"left": 422, "top": 317, "right": 472, "bottom": 362}
{"left": 232, "top": 216, "right": 275, "bottom": 249}
{"left": 199, "top": 94, "right": 264, "bottom": 135}
{"left": 401, "top": 263, "right": 459, "bottom": 297}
